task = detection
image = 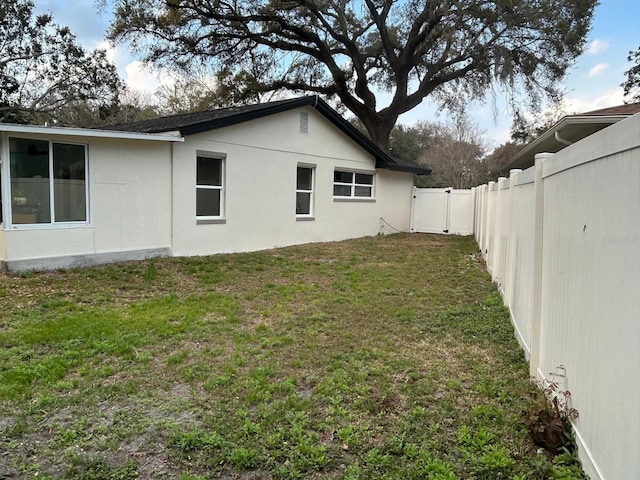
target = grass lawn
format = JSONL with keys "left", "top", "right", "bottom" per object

{"left": 0, "top": 234, "right": 586, "bottom": 479}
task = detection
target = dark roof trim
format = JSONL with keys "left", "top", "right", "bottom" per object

{"left": 178, "top": 96, "right": 316, "bottom": 135}
{"left": 105, "top": 96, "right": 431, "bottom": 175}
{"left": 308, "top": 98, "right": 431, "bottom": 175}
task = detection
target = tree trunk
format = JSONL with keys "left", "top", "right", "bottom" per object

{"left": 360, "top": 111, "right": 397, "bottom": 154}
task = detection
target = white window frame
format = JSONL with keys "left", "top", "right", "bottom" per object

{"left": 196, "top": 154, "right": 225, "bottom": 223}
{"left": 296, "top": 163, "right": 315, "bottom": 219}
{"left": 6, "top": 136, "right": 90, "bottom": 229}
{"left": 333, "top": 169, "right": 375, "bottom": 200}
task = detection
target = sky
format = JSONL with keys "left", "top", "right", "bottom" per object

{"left": 33, "top": 0, "right": 640, "bottom": 147}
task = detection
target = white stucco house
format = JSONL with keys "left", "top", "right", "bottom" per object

{"left": 0, "top": 96, "right": 429, "bottom": 271}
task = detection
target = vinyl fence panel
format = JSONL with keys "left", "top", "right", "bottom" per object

{"left": 410, "top": 187, "right": 475, "bottom": 235}
{"left": 474, "top": 113, "right": 640, "bottom": 480}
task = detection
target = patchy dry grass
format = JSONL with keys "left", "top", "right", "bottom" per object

{"left": 0, "top": 234, "right": 586, "bottom": 479}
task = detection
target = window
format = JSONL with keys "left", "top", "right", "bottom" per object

{"left": 296, "top": 166, "right": 314, "bottom": 216}
{"left": 9, "top": 137, "right": 87, "bottom": 225}
{"left": 333, "top": 170, "right": 374, "bottom": 198}
{"left": 196, "top": 155, "right": 224, "bottom": 218}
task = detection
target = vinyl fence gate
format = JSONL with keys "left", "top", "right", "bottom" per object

{"left": 410, "top": 187, "right": 476, "bottom": 235}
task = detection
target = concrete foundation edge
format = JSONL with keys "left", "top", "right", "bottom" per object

{"left": 3, "top": 247, "right": 172, "bottom": 272}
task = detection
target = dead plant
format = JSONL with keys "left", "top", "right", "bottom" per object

{"left": 526, "top": 365, "right": 579, "bottom": 454}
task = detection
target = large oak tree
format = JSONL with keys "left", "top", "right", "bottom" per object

{"left": 622, "top": 46, "right": 640, "bottom": 103}
{"left": 0, "top": 0, "right": 122, "bottom": 125}
{"left": 108, "top": 0, "right": 596, "bottom": 150}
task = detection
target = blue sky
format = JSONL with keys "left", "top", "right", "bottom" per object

{"left": 34, "top": 0, "right": 640, "bottom": 146}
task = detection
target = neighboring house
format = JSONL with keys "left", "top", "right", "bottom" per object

{"left": 504, "top": 102, "right": 640, "bottom": 171}
{"left": 0, "top": 96, "right": 430, "bottom": 271}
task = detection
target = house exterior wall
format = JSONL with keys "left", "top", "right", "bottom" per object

{"left": 0, "top": 134, "right": 173, "bottom": 270}
{"left": 0, "top": 106, "right": 415, "bottom": 270}
{"left": 171, "top": 107, "right": 414, "bottom": 257}
{"left": 0, "top": 227, "right": 5, "bottom": 262}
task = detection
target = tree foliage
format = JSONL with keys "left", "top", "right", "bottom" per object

{"left": 416, "top": 116, "right": 489, "bottom": 189}
{"left": 154, "top": 75, "right": 218, "bottom": 116}
{"left": 153, "top": 70, "right": 280, "bottom": 115}
{"left": 57, "top": 88, "right": 161, "bottom": 128}
{"left": 383, "top": 117, "right": 493, "bottom": 188}
{"left": 509, "top": 104, "right": 568, "bottom": 144}
{"left": 390, "top": 122, "right": 436, "bottom": 166}
{"left": 482, "top": 141, "right": 523, "bottom": 175}
{"left": 622, "top": 46, "right": 640, "bottom": 103}
{"left": 0, "top": 0, "right": 122, "bottom": 125}
{"left": 108, "top": 0, "right": 596, "bottom": 150}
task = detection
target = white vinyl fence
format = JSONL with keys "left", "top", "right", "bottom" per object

{"left": 475, "top": 113, "right": 640, "bottom": 480}
{"left": 410, "top": 187, "right": 475, "bottom": 235}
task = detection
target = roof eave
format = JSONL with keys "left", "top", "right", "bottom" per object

{"left": 179, "top": 97, "right": 316, "bottom": 135}
{"left": 505, "top": 114, "right": 630, "bottom": 171}
{"left": 311, "top": 101, "right": 431, "bottom": 174}
{"left": 96, "top": 95, "right": 428, "bottom": 174}
{"left": 177, "top": 96, "right": 429, "bottom": 174}
{"left": 377, "top": 161, "right": 432, "bottom": 175}
{"left": 0, "top": 123, "right": 184, "bottom": 142}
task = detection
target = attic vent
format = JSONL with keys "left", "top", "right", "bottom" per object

{"left": 299, "top": 112, "right": 309, "bottom": 134}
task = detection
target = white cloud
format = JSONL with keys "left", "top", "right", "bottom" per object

{"left": 588, "top": 63, "right": 610, "bottom": 77}
{"left": 96, "top": 41, "right": 119, "bottom": 64}
{"left": 586, "top": 39, "right": 610, "bottom": 55}
{"left": 562, "top": 87, "right": 626, "bottom": 113}
{"left": 483, "top": 126, "right": 511, "bottom": 149}
{"left": 124, "top": 61, "right": 178, "bottom": 94}
{"left": 124, "top": 61, "right": 157, "bottom": 92}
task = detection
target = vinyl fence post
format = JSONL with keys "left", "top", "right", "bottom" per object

{"left": 480, "top": 184, "right": 489, "bottom": 255}
{"left": 492, "top": 176, "right": 508, "bottom": 284}
{"left": 530, "top": 153, "right": 553, "bottom": 378}
{"left": 470, "top": 186, "right": 477, "bottom": 236}
{"left": 504, "top": 169, "right": 522, "bottom": 309}
{"left": 410, "top": 186, "right": 417, "bottom": 233}
{"left": 485, "top": 182, "right": 497, "bottom": 270}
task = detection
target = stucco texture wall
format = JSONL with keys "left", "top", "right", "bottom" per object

{"left": 1, "top": 134, "right": 172, "bottom": 263}
{"left": 171, "top": 107, "right": 414, "bottom": 257}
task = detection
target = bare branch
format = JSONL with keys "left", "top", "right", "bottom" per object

{"left": 107, "top": 0, "right": 597, "bottom": 150}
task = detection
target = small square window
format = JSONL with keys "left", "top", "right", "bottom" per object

{"left": 196, "top": 188, "right": 221, "bottom": 217}
{"left": 334, "top": 171, "right": 353, "bottom": 183}
{"left": 355, "top": 173, "right": 373, "bottom": 185}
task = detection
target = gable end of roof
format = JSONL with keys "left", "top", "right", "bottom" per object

{"left": 103, "top": 96, "right": 431, "bottom": 175}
